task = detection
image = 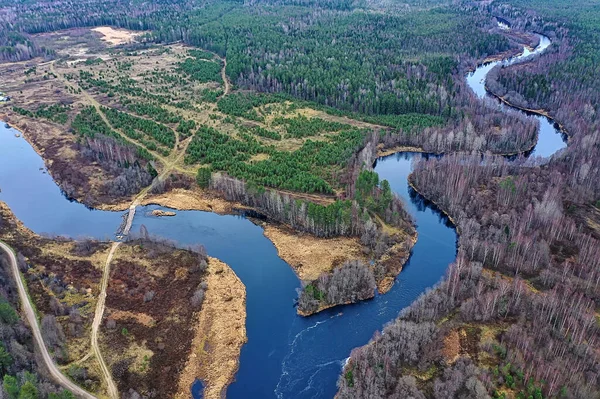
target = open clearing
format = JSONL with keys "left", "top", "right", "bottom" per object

{"left": 91, "top": 26, "right": 144, "bottom": 45}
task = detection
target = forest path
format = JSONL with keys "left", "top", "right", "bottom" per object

{"left": 220, "top": 56, "right": 231, "bottom": 96}
{"left": 80, "top": 93, "right": 195, "bottom": 179}
{"left": 48, "top": 60, "right": 209, "bottom": 179}
{"left": 203, "top": 50, "right": 230, "bottom": 97}
{"left": 91, "top": 242, "right": 121, "bottom": 399}
{"left": 59, "top": 351, "right": 94, "bottom": 370}
{"left": 0, "top": 240, "right": 97, "bottom": 399}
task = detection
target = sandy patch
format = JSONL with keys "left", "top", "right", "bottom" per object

{"left": 263, "top": 224, "right": 365, "bottom": 281}
{"left": 91, "top": 27, "right": 142, "bottom": 46}
{"left": 139, "top": 189, "right": 245, "bottom": 213}
{"left": 377, "top": 144, "right": 429, "bottom": 157}
{"left": 249, "top": 153, "right": 270, "bottom": 162}
{"left": 150, "top": 209, "right": 176, "bottom": 217}
{"left": 176, "top": 257, "right": 247, "bottom": 399}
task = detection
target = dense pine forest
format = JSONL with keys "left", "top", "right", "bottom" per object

{"left": 0, "top": 0, "right": 599, "bottom": 398}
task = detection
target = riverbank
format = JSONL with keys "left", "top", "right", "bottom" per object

{"left": 110, "top": 185, "right": 420, "bottom": 304}
{"left": 0, "top": 106, "right": 457, "bottom": 399}
{"left": 292, "top": 221, "right": 418, "bottom": 317}
{"left": 0, "top": 111, "right": 148, "bottom": 208}
{"left": 0, "top": 197, "right": 248, "bottom": 398}
{"left": 1, "top": 116, "right": 419, "bottom": 323}
{"left": 465, "top": 28, "right": 538, "bottom": 73}
{"left": 100, "top": 187, "right": 251, "bottom": 214}
{"left": 262, "top": 223, "right": 367, "bottom": 282}
{"left": 485, "top": 89, "right": 570, "bottom": 139}
{"left": 176, "top": 257, "right": 246, "bottom": 399}
{"left": 407, "top": 179, "right": 460, "bottom": 235}
{"left": 376, "top": 144, "right": 429, "bottom": 157}
{"left": 0, "top": 201, "right": 113, "bottom": 395}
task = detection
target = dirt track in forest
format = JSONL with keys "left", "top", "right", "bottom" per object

{"left": 0, "top": 240, "right": 98, "bottom": 399}
{"left": 91, "top": 241, "right": 120, "bottom": 399}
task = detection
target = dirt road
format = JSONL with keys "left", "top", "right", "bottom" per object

{"left": 0, "top": 240, "right": 97, "bottom": 399}
{"left": 90, "top": 241, "right": 121, "bottom": 399}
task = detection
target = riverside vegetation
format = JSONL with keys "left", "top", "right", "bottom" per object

{"left": 0, "top": 0, "right": 539, "bottom": 316}
{"left": 338, "top": 2, "right": 600, "bottom": 399}
{"left": 0, "top": 0, "right": 598, "bottom": 398}
{"left": 0, "top": 201, "right": 237, "bottom": 398}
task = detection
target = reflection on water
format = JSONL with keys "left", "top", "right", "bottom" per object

{"left": 466, "top": 34, "right": 567, "bottom": 158}
{"left": 0, "top": 29, "right": 568, "bottom": 396}
{"left": 0, "top": 126, "right": 459, "bottom": 398}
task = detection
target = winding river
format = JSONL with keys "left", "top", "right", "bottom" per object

{"left": 0, "top": 28, "right": 566, "bottom": 399}
{"left": 467, "top": 33, "right": 567, "bottom": 158}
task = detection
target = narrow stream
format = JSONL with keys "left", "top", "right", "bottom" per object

{"left": 466, "top": 33, "right": 567, "bottom": 158}
{"left": 0, "top": 26, "right": 567, "bottom": 399}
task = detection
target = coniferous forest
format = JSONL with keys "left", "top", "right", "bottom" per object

{"left": 0, "top": 0, "right": 599, "bottom": 398}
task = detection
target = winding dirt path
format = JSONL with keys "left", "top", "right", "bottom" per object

{"left": 0, "top": 240, "right": 97, "bottom": 399}
{"left": 203, "top": 50, "right": 230, "bottom": 97}
{"left": 49, "top": 62, "right": 171, "bottom": 167}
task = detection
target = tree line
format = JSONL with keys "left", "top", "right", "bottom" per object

{"left": 339, "top": 149, "right": 600, "bottom": 398}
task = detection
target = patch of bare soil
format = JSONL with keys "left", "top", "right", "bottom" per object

{"left": 91, "top": 27, "right": 143, "bottom": 46}
{"left": 101, "top": 239, "right": 209, "bottom": 398}
{"left": 442, "top": 330, "right": 461, "bottom": 365}
{"left": 458, "top": 327, "right": 482, "bottom": 361}
{"left": 109, "top": 310, "right": 156, "bottom": 327}
{"left": 32, "top": 28, "right": 109, "bottom": 57}
{"left": 176, "top": 257, "right": 247, "bottom": 399}
{"left": 263, "top": 223, "right": 366, "bottom": 281}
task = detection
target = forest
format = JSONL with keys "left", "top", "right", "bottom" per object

{"left": 70, "top": 107, "right": 156, "bottom": 200}
{"left": 338, "top": 152, "right": 600, "bottom": 398}
{"left": 176, "top": 50, "right": 223, "bottom": 84}
{"left": 0, "top": 222, "right": 77, "bottom": 399}
{"left": 337, "top": 1, "right": 600, "bottom": 397}
{"left": 185, "top": 125, "right": 366, "bottom": 194}
{"left": 0, "top": 0, "right": 544, "bottom": 158}
{"left": 485, "top": 0, "right": 600, "bottom": 144}
{"left": 0, "top": 0, "right": 599, "bottom": 397}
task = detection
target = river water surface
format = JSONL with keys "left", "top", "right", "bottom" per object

{"left": 466, "top": 34, "right": 567, "bottom": 158}
{"left": 0, "top": 29, "right": 566, "bottom": 399}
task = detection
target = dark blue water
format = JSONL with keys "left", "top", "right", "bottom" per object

{"left": 0, "top": 127, "right": 122, "bottom": 239}
{"left": 129, "top": 152, "right": 457, "bottom": 399}
{"left": 0, "top": 126, "right": 457, "bottom": 398}
{"left": 0, "top": 29, "right": 568, "bottom": 397}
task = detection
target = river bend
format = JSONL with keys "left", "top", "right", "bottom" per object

{"left": 0, "top": 27, "right": 566, "bottom": 399}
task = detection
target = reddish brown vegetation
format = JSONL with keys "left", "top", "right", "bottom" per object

{"left": 102, "top": 239, "right": 209, "bottom": 398}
